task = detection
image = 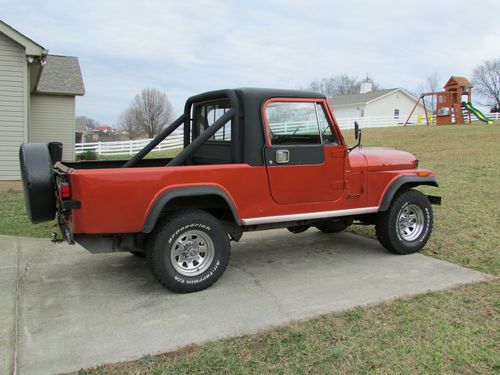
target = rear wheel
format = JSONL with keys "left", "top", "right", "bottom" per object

{"left": 376, "top": 189, "right": 433, "bottom": 254}
{"left": 147, "top": 209, "right": 230, "bottom": 293}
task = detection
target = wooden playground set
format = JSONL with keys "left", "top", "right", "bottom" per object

{"left": 404, "top": 76, "right": 494, "bottom": 126}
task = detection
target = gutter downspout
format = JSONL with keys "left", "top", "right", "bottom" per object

{"left": 26, "top": 52, "right": 48, "bottom": 142}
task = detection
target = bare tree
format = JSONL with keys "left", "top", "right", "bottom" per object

{"left": 76, "top": 116, "right": 99, "bottom": 130}
{"left": 120, "top": 88, "right": 175, "bottom": 139}
{"left": 306, "top": 74, "right": 381, "bottom": 97}
{"left": 417, "top": 72, "right": 441, "bottom": 113}
{"left": 472, "top": 58, "right": 500, "bottom": 111}
{"left": 308, "top": 78, "right": 338, "bottom": 97}
{"left": 119, "top": 107, "right": 144, "bottom": 140}
{"left": 335, "top": 75, "right": 360, "bottom": 95}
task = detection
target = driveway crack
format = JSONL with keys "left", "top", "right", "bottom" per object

{"left": 231, "top": 264, "right": 289, "bottom": 318}
{"left": 12, "top": 238, "right": 29, "bottom": 375}
{"left": 12, "top": 238, "right": 20, "bottom": 375}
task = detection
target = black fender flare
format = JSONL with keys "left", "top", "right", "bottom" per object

{"left": 379, "top": 176, "right": 439, "bottom": 212}
{"left": 142, "top": 186, "right": 241, "bottom": 233}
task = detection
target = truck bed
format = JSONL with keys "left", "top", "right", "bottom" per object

{"left": 62, "top": 158, "right": 173, "bottom": 169}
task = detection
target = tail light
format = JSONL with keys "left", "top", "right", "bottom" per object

{"left": 55, "top": 177, "right": 80, "bottom": 211}
{"left": 59, "top": 181, "right": 71, "bottom": 199}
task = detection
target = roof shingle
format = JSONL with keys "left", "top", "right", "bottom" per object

{"left": 35, "top": 55, "right": 85, "bottom": 96}
{"left": 329, "top": 88, "right": 398, "bottom": 106}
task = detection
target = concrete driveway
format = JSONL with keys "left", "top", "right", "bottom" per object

{"left": 1, "top": 230, "right": 489, "bottom": 375}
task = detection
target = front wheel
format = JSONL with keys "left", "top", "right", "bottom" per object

{"left": 376, "top": 189, "right": 433, "bottom": 254}
{"left": 147, "top": 209, "right": 230, "bottom": 293}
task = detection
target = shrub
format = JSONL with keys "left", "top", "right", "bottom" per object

{"left": 76, "top": 150, "right": 98, "bottom": 161}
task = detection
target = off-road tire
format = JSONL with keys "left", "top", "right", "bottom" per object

{"left": 315, "top": 220, "right": 349, "bottom": 233}
{"left": 147, "top": 209, "right": 230, "bottom": 293}
{"left": 376, "top": 189, "right": 433, "bottom": 254}
{"left": 19, "top": 143, "right": 56, "bottom": 223}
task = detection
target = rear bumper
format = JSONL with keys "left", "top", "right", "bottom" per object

{"left": 74, "top": 234, "right": 117, "bottom": 253}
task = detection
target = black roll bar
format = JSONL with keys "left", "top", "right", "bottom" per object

{"left": 122, "top": 114, "right": 185, "bottom": 168}
{"left": 182, "top": 89, "right": 241, "bottom": 163}
{"left": 168, "top": 109, "right": 235, "bottom": 166}
{"left": 122, "top": 89, "right": 241, "bottom": 168}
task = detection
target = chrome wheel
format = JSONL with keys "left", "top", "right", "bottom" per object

{"left": 397, "top": 204, "right": 425, "bottom": 241}
{"left": 170, "top": 230, "right": 215, "bottom": 276}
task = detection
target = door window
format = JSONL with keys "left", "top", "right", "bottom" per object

{"left": 265, "top": 101, "right": 336, "bottom": 145}
{"left": 316, "top": 104, "right": 337, "bottom": 144}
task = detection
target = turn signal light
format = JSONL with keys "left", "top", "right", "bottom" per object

{"left": 417, "top": 171, "right": 431, "bottom": 177}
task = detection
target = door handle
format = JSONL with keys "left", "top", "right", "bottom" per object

{"left": 275, "top": 149, "right": 290, "bottom": 164}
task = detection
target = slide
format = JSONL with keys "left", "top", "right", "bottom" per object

{"left": 462, "top": 101, "right": 494, "bottom": 125}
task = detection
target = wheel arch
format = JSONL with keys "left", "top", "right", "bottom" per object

{"left": 379, "top": 175, "right": 438, "bottom": 212}
{"left": 142, "top": 185, "right": 241, "bottom": 233}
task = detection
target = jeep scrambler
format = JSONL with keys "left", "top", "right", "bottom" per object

{"left": 19, "top": 88, "right": 440, "bottom": 293}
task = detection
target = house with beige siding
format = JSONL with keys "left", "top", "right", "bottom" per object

{"left": 0, "top": 20, "right": 84, "bottom": 182}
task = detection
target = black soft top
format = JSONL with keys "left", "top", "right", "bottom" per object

{"left": 183, "top": 88, "right": 326, "bottom": 166}
{"left": 233, "top": 87, "right": 325, "bottom": 100}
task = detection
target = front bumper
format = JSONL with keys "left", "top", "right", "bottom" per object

{"left": 426, "top": 195, "right": 442, "bottom": 205}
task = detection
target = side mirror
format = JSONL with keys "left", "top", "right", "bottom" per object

{"left": 354, "top": 121, "right": 360, "bottom": 140}
{"left": 348, "top": 121, "right": 362, "bottom": 153}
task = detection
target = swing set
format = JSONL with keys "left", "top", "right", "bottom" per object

{"left": 404, "top": 76, "right": 493, "bottom": 126}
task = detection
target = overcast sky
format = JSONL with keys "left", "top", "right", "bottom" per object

{"left": 1, "top": 0, "right": 499, "bottom": 124}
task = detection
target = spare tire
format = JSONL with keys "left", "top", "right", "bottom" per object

{"left": 19, "top": 143, "right": 56, "bottom": 224}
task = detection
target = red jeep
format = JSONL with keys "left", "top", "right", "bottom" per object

{"left": 20, "top": 88, "right": 440, "bottom": 293}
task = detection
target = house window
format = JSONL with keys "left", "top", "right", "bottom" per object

{"left": 360, "top": 109, "right": 365, "bottom": 117}
{"left": 394, "top": 109, "right": 400, "bottom": 119}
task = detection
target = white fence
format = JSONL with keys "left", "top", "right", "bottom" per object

{"left": 473, "top": 112, "right": 500, "bottom": 121}
{"left": 336, "top": 114, "right": 422, "bottom": 129}
{"left": 336, "top": 112, "right": 499, "bottom": 129}
{"left": 75, "top": 112, "right": 499, "bottom": 155}
{"left": 75, "top": 133, "right": 184, "bottom": 155}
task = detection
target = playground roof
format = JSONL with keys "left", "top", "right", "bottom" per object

{"left": 445, "top": 76, "right": 472, "bottom": 88}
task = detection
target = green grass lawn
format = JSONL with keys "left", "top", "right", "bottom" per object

{"left": 0, "top": 190, "right": 57, "bottom": 238}
{"left": 1, "top": 125, "right": 498, "bottom": 374}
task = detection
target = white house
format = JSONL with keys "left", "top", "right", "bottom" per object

{"left": 329, "top": 82, "right": 426, "bottom": 128}
{"left": 0, "top": 20, "right": 84, "bottom": 184}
